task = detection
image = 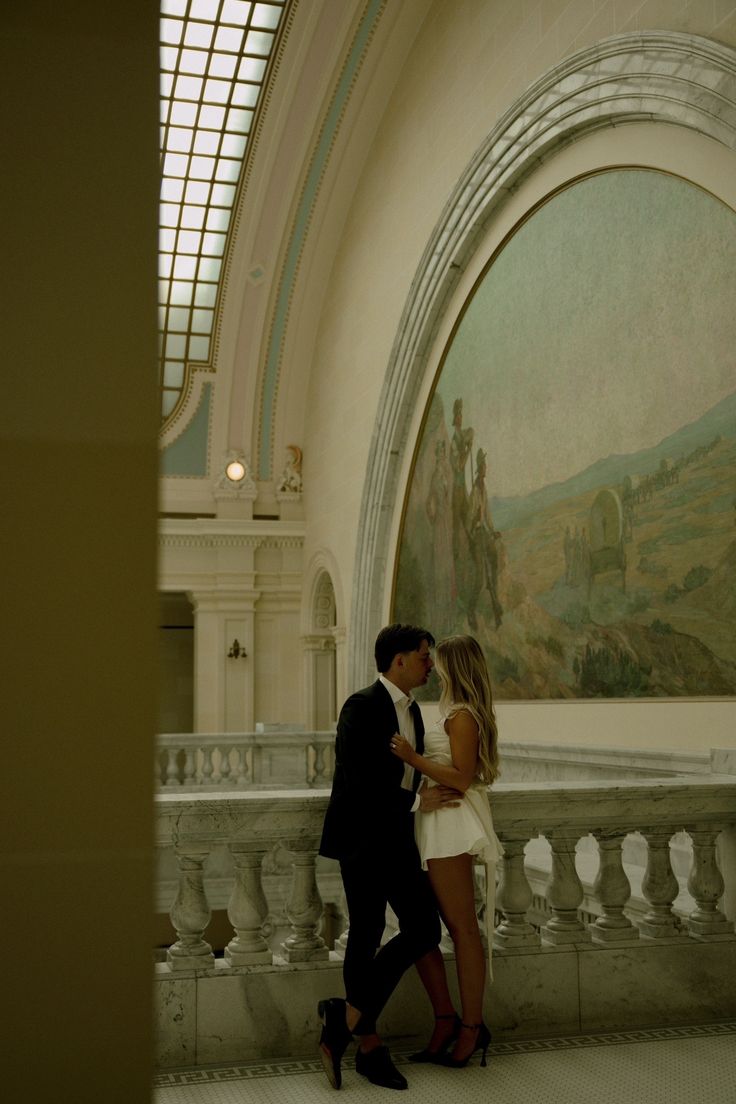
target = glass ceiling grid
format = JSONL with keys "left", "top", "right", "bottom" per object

{"left": 159, "top": 0, "right": 286, "bottom": 422}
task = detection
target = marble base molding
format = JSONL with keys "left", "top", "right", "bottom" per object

{"left": 154, "top": 938, "right": 736, "bottom": 1067}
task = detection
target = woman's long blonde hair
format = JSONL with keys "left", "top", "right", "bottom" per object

{"left": 435, "top": 634, "right": 499, "bottom": 784}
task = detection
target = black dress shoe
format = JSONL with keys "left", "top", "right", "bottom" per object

{"left": 317, "top": 998, "right": 353, "bottom": 1089}
{"left": 355, "top": 1045, "right": 408, "bottom": 1090}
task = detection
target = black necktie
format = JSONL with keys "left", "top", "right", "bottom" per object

{"left": 409, "top": 699, "right": 424, "bottom": 792}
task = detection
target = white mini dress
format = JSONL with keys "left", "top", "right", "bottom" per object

{"left": 414, "top": 705, "right": 504, "bottom": 973}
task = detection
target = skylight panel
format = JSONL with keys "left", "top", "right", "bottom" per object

{"left": 159, "top": 0, "right": 287, "bottom": 424}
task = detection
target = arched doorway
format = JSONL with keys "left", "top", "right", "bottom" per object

{"left": 305, "top": 570, "right": 337, "bottom": 729}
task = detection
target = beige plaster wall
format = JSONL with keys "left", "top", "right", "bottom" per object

{"left": 303, "top": 0, "right": 736, "bottom": 747}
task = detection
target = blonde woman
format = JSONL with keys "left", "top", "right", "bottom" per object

{"left": 390, "top": 634, "right": 502, "bottom": 1068}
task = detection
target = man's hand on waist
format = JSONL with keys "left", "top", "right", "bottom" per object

{"left": 418, "top": 782, "right": 461, "bottom": 812}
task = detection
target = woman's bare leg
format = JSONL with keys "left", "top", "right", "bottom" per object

{"left": 427, "top": 853, "right": 485, "bottom": 1061}
{"left": 413, "top": 946, "right": 457, "bottom": 1051}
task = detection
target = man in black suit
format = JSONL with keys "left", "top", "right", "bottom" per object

{"left": 318, "top": 623, "right": 460, "bottom": 1091}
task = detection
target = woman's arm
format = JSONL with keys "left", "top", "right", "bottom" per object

{"left": 390, "top": 709, "right": 479, "bottom": 793}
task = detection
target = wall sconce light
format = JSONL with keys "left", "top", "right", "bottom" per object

{"left": 225, "top": 459, "right": 246, "bottom": 482}
{"left": 227, "top": 639, "right": 247, "bottom": 659}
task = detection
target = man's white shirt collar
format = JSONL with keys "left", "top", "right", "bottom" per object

{"left": 378, "top": 673, "right": 411, "bottom": 708}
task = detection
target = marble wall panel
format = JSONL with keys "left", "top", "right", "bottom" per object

{"left": 155, "top": 972, "right": 196, "bottom": 1068}
{"left": 155, "top": 936, "right": 736, "bottom": 1067}
{"left": 578, "top": 939, "right": 736, "bottom": 1032}
{"left": 194, "top": 961, "right": 345, "bottom": 1065}
{"left": 488, "top": 947, "right": 582, "bottom": 1039}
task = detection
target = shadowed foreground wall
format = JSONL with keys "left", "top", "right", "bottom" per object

{"left": 1, "top": 4, "right": 158, "bottom": 1102}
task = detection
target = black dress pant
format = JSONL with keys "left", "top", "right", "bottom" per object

{"left": 340, "top": 846, "right": 440, "bottom": 1034}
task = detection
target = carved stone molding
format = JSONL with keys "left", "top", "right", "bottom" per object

{"left": 350, "top": 31, "right": 736, "bottom": 687}
{"left": 158, "top": 520, "right": 305, "bottom": 554}
{"left": 159, "top": 533, "right": 265, "bottom": 551}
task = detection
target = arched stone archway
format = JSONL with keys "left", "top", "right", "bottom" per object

{"left": 304, "top": 569, "right": 338, "bottom": 729}
{"left": 350, "top": 31, "right": 736, "bottom": 687}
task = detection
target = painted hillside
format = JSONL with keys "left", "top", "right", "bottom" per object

{"left": 395, "top": 390, "right": 736, "bottom": 699}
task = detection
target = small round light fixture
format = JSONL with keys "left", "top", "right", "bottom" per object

{"left": 225, "top": 460, "right": 246, "bottom": 483}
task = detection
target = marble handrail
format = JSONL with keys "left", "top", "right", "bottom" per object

{"left": 156, "top": 776, "right": 736, "bottom": 970}
{"left": 156, "top": 731, "right": 336, "bottom": 789}
{"left": 156, "top": 731, "right": 716, "bottom": 790}
{"left": 499, "top": 741, "right": 710, "bottom": 780}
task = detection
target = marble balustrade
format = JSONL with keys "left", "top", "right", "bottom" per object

{"left": 156, "top": 731, "right": 716, "bottom": 792}
{"left": 156, "top": 776, "right": 736, "bottom": 973}
{"left": 156, "top": 731, "right": 335, "bottom": 789}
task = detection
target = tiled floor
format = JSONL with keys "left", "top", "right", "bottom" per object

{"left": 154, "top": 1022, "right": 736, "bottom": 1103}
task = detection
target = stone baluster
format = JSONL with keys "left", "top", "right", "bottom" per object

{"left": 225, "top": 846, "right": 272, "bottom": 965}
{"left": 219, "top": 744, "right": 232, "bottom": 785}
{"left": 541, "top": 830, "right": 590, "bottom": 944}
{"left": 312, "top": 742, "right": 327, "bottom": 788}
{"left": 167, "top": 846, "right": 215, "bottom": 969}
{"left": 590, "top": 832, "right": 638, "bottom": 943}
{"left": 164, "top": 747, "right": 179, "bottom": 787}
{"left": 201, "top": 746, "right": 214, "bottom": 784}
{"left": 280, "top": 841, "right": 329, "bottom": 962}
{"left": 639, "top": 828, "right": 683, "bottom": 938}
{"left": 685, "top": 825, "right": 734, "bottom": 938}
{"left": 235, "top": 745, "right": 250, "bottom": 786}
{"left": 494, "top": 836, "right": 540, "bottom": 948}
{"left": 182, "top": 747, "right": 197, "bottom": 786}
{"left": 332, "top": 890, "right": 350, "bottom": 959}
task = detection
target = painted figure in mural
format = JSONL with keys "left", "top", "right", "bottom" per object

{"left": 467, "top": 449, "right": 503, "bottom": 630}
{"left": 450, "top": 398, "right": 474, "bottom": 555}
{"left": 580, "top": 527, "right": 592, "bottom": 587}
{"left": 390, "top": 634, "right": 502, "bottom": 1068}
{"left": 426, "top": 439, "right": 455, "bottom": 634}
{"left": 563, "top": 525, "right": 574, "bottom": 585}
{"left": 317, "top": 624, "right": 462, "bottom": 1091}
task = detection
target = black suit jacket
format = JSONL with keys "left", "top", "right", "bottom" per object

{"left": 319, "top": 680, "right": 424, "bottom": 864}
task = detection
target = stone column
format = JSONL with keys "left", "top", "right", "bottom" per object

{"left": 639, "top": 828, "right": 683, "bottom": 938}
{"left": 686, "top": 825, "right": 734, "bottom": 938}
{"left": 541, "top": 831, "right": 590, "bottom": 945}
{"left": 302, "top": 633, "right": 337, "bottom": 730}
{"left": 590, "top": 832, "right": 638, "bottom": 943}
{"left": 225, "top": 846, "right": 272, "bottom": 965}
{"left": 167, "top": 846, "right": 215, "bottom": 969}
{"left": 494, "top": 836, "right": 540, "bottom": 948}
{"left": 332, "top": 626, "right": 347, "bottom": 725}
{"left": 280, "top": 841, "right": 329, "bottom": 962}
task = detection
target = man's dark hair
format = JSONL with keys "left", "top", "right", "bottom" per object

{"left": 374, "top": 623, "right": 435, "bottom": 673}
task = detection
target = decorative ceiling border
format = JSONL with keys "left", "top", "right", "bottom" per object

{"left": 256, "top": 0, "right": 387, "bottom": 480}
{"left": 348, "top": 31, "right": 736, "bottom": 689}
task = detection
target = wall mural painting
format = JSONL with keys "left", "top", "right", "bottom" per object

{"left": 394, "top": 169, "right": 736, "bottom": 700}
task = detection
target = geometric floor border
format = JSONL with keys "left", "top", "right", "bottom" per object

{"left": 153, "top": 1020, "right": 736, "bottom": 1088}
